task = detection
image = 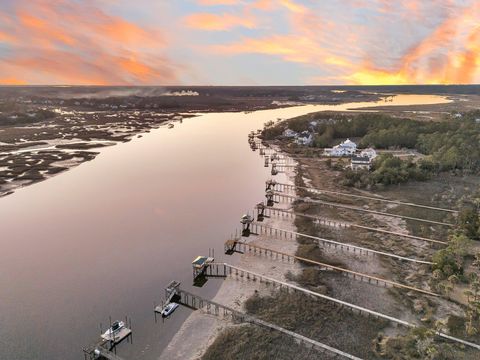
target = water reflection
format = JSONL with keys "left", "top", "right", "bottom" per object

{"left": 0, "top": 94, "right": 450, "bottom": 360}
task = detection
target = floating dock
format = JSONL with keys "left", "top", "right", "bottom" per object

{"left": 101, "top": 327, "right": 132, "bottom": 343}
{"left": 154, "top": 280, "right": 181, "bottom": 313}
{"left": 83, "top": 324, "right": 132, "bottom": 360}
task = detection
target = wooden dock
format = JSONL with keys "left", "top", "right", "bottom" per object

{"left": 90, "top": 348, "right": 126, "bottom": 360}
{"left": 250, "top": 222, "right": 434, "bottom": 265}
{"left": 271, "top": 181, "right": 458, "bottom": 214}
{"left": 83, "top": 327, "right": 131, "bottom": 360}
{"left": 170, "top": 285, "right": 363, "bottom": 359}
{"left": 259, "top": 206, "right": 448, "bottom": 245}
{"left": 154, "top": 280, "right": 181, "bottom": 313}
{"left": 225, "top": 240, "right": 439, "bottom": 297}
{"left": 271, "top": 192, "right": 455, "bottom": 227}
{"left": 202, "top": 262, "right": 480, "bottom": 351}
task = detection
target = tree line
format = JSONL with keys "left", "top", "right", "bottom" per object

{"left": 264, "top": 110, "right": 480, "bottom": 187}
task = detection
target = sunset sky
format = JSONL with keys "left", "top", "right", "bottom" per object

{"left": 0, "top": 0, "right": 479, "bottom": 86}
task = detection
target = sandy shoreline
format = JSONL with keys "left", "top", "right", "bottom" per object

{"left": 159, "top": 150, "right": 299, "bottom": 360}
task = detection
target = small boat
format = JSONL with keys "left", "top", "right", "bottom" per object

{"left": 101, "top": 321, "right": 125, "bottom": 341}
{"left": 168, "top": 123, "right": 174, "bottom": 129}
{"left": 161, "top": 302, "right": 179, "bottom": 317}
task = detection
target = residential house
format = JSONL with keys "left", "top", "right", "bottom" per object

{"left": 295, "top": 132, "right": 313, "bottom": 146}
{"left": 340, "top": 139, "right": 357, "bottom": 153}
{"left": 351, "top": 156, "right": 372, "bottom": 170}
{"left": 360, "top": 148, "right": 377, "bottom": 159}
{"left": 324, "top": 139, "right": 357, "bottom": 157}
{"left": 283, "top": 129, "right": 297, "bottom": 138}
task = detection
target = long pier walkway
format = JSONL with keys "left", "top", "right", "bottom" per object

{"left": 225, "top": 240, "right": 439, "bottom": 297}
{"left": 272, "top": 192, "right": 454, "bottom": 227}
{"left": 250, "top": 222, "right": 434, "bottom": 265}
{"left": 260, "top": 206, "right": 447, "bottom": 245}
{"left": 271, "top": 181, "right": 458, "bottom": 214}
{"left": 172, "top": 286, "right": 362, "bottom": 359}
{"left": 203, "top": 263, "right": 480, "bottom": 351}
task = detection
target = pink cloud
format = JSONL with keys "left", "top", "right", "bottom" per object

{"left": 0, "top": 0, "right": 179, "bottom": 85}
{"left": 184, "top": 12, "right": 256, "bottom": 31}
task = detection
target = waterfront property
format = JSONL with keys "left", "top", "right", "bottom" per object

{"left": 324, "top": 138, "right": 357, "bottom": 156}
{"left": 351, "top": 155, "right": 372, "bottom": 170}
{"left": 350, "top": 148, "right": 377, "bottom": 170}
{"left": 360, "top": 148, "right": 377, "bottom": 159}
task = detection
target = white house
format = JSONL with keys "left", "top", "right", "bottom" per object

{"left": 295, "top": 133, "right": 313, "bottom": 146}
{"left": 324, "top": 145, "right": 348, "bottom": 156}
{"left": 351, "top": 156, "right": 372, "bottom": 170}
{"left": 324, "top": 139, "right": 357, "bottom": 157}
{"left": 283, "top": 129, "right": 297, "bottom": 138}
{"left": 340, "top": 139, "right": 357, "bottom": 153}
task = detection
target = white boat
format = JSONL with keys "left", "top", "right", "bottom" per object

{"left": 101, "top": 320, "right": 125, "bottom": 341}
{"left": 161, "top": 302, "right": 179, "bottom": 317}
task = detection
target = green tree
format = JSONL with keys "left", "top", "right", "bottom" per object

{"left": 457, "top": 205, "right": 480, "bottom": 240}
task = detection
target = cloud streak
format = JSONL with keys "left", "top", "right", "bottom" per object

{"left": 0, "top": 0, "right": 478, "bottom": 85}
{"left": 195, "top": 0, "right": 480, "bottom": 84}
{"left": 184, "top": 12, "right": 256, "bottom": 30}
{"left": 0, "top": 0, "right": 178, "bottom": 85}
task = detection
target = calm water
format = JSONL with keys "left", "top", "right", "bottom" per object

{"left": 0, "top": 95, "right": 450, "bottom": 360}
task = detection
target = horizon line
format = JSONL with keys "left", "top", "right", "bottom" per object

{"left": 1, "top": 84, "right": 480, "bottom": 88}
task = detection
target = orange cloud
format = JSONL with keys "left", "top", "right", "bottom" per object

{"left": 376, "top": 2, "right": 480, "bottom": 84}
{"left": 442, "top": 25, "right": 480, "bottom": 84}
{"left": 184, "top": 12, "right": 256, "bottom": 30}
{"left": 0, "top": 31, "right": 14, "bottom": 43}
{"left": 280, "top": 0, "right": 307, "bottom": 13}
{"left": 1, "top": 0, "right": 478, "bottom": 85}
{"left": 344, "top": 67, "right": 412, "bottom": 86}
{"left": 213, "top": 33, "right": 357, "bottom": 72}
{"left": 206, "top": 0, "right": 480, "bottom": 84}
{"left": 250, "top": 0, "right": 274, "bottom": 11}
{"left": 0, "top": 0, "right": 178, "bottom": 85}
{"left": 214, "top": 35, "right": 313, "bottom": 60}
{"left": 18, "top": 12, "right": 77, "bottom": 46}
{"left": 0, "top": 77, "right": 27, "bottom": 85}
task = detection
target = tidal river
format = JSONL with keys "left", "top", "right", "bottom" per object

{"left": 0, "top": 95, "right": 450, "bottom": 360}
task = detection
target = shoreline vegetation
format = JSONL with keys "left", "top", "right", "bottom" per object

{"left": 262, "top": 109, "right": 480, "bottom": 189}
{"left": 252, "top": 111, "right": 479, "bottom": 358}
{"left": 167, "top": 97, "right": 480, "bottom": 360}
{"left": 1, "top": 87, "right": 478, "bottom": 198}
{"left": 2, "top": 87, "right": 480, "bottom": 359}
{"left": 0, "top": 86, "right": 387, "bottom": 197}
